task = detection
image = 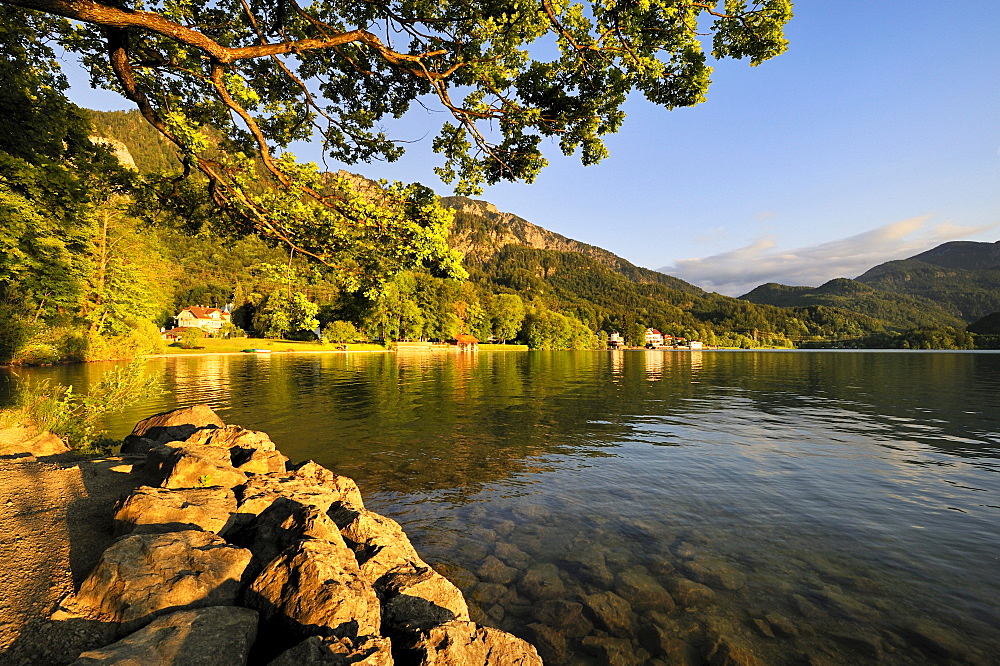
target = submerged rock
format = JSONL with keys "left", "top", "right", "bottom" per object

{"left": 519, "top": 563, "right": 566, "bottom": 601}
{"left": 683, "top": 558, "right": 746, "bottom": 591}
{"left": 71, "top": 606, "right": 257, "bottom": 665}
{"left": 582, "top": 590, "right": 634, "bottom": 637}
{"left": 76, "top": 530, "right": 252, "bottom": 631}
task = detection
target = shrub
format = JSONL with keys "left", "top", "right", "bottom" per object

{"left": 321, "top": 320, "right": 362, "bottom": 344}
{"left": 179, "top": 327, "right": 203, "bottom": 349}
{"left": 9, "top": 358, "right": 156, "bottom": 453}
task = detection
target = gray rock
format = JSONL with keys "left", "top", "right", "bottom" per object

{"left": 76, "top": 531, "right": 253, "bottom": 632}
{"left": 763, "top": 612, "right": 797, "bottom": 637}
{"left": 582, "top": 591, "right": 634, "bottom": 637}
{"left": 113, "top": 486, "right": 238, "bottom": 537}
{"left": 897, "top": 620, "right": 968, "bottom": 660}
{"left": 269, "top": 635, "right": 393, "bottom": 665}
{"left": 494, "top": 542, "right": 532, "bottom": 569}
{"left": 72, "top": 606, "right": 257, "bottom": 665}
{"left": 403, "top": 620, "right": 542, "bottom": 665}
{"left": 247, "top": 538, "right": 381, "bottom": 640}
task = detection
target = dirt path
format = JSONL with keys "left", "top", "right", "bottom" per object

{"left": 0, "top": 454, "right": 140, "bottom": 665}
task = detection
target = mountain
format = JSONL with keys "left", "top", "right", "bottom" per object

{"left": 442, "top": 196, "right": 704, "bottom": 295}
{"left": 740, "top": 278, "right": 965, "bottom": 331}
{"left": 854, "top": 240, "right": 1000, "bottom": 321}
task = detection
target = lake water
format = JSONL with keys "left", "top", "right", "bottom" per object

{"left": 4, "top": 350, "right": 999, "bottom": 664}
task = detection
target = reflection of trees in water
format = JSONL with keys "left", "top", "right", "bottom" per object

{"left": 251, "top": 351, "right": 714, "bottom": 497}
{"left": 704, "top": 352, "right": 1000, "bottom": 462}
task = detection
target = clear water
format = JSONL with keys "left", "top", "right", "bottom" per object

{"left": 4, "top": 350, "right": 999, "bottom": 664}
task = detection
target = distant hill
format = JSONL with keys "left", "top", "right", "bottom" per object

{"left": 855, "top": 240, "right": 1000, "bottom": 321}
{"left": 740, "top": 278, "right": 965, "bottom": 331}
{"left": 442, "top": 196, "right": 704, "bottom": 295}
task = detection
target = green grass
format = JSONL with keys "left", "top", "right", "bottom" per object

{"left": 156, "top": 338, "right": 389, "bottom": 355}
{"left": 477, "top": 344, "right": 528, "bottom": 351}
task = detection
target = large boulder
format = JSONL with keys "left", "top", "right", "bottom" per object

{"left": 269, "top": 635, "right": 393, "bottom": 666}
{"left": 332, "top": 507, "right": 422, "bottom": 585}
{"left": 76, "top": 531, "right": 253, "bottom": 632}
{"left": 402, "top": 620, "right": 542, "bottom": 665}
{"left": 0, "top": 422, "right": 69, "bottom": 456}
{"left": 246, "top": 539, "right": 381, "bottom": 641}
{"left": 157, "top": 444, "right": 249, "bottom": 490}
{"left": 235, "top": 496, "right": 346, "bottom": 568}
{"left": 233, "top": 466, "right": 363, "bottom": 536}
{"left": 381, "top": 563, "right": 470, "bottom": 634}
{"left": 113, "top": 486, "right": 238, "bottom": 537}
{"left": 122, "top": 405, "right": 225, "bottom": 454}
{"left": 184, "top": 424, "right": 277, "bottom": 452}
{"left": 71, "top": 606, "right": 258, "bottom": 665}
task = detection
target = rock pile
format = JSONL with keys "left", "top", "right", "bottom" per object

{"left": 68, "top": 406, "right": 543, "bottom": 665}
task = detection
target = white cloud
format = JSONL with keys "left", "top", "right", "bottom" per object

{"left": 660, "top": 216, "right": 998, "bottom": 296}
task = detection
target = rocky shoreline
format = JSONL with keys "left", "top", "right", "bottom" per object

{"left": 52, "top": 405, "right": 543, "bottom": 664}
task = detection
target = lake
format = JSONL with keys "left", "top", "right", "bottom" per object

{"left": 4, "top": 350, "right": 999, "bottom": 664}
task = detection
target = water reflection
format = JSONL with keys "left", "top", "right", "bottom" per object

{"left": 3, "top": 351, "right": 1000, "bottom": 663}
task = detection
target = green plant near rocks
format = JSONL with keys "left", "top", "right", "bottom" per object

{"left": 8, "top": 358, "right": 156, "bottom": 453}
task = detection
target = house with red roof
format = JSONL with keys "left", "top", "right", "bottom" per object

{"left": 175, "top": 306, "right": 232, "bottom": 333}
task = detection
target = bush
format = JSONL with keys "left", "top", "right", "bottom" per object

{"left": 179, "top": 327, "right": 203, "bottom": 349}
{"left": 0, "top": 308, "right": 34, "bottom": 364}
{"left": 321, "top": 320, "right": 362, "bottom": 344}
{"left": 8, "top": 358, "right": 156, "bottom": 453}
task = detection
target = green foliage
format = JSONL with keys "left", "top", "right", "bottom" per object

{"left": 253, "top": 291, "right": 319, "bottom": 339}
{"left": 522, "top": 309, "right": 597, "bottom": 350}
{"left": 322, "top": 320, "right": 363, "bottom": 344}
{"left": 849, "top": 327, "right": 976, "bottom": 351}
{"left": 179, "top": 327, "right": 203, "bottom": 349}
{"left": 490, "top": 293, "right": 526, "bottom": 343}
{"left": 0, "top": 305, "right": 32, "bottom": 364}
{"left": 11, "top": 358, "right": 155, "bottom": 452}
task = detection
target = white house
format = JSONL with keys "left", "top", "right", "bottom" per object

{"left": 608, "top": 332, "right": 625, "bottom": 349}
{"left": 176, "top": 306, "right": 232, "bottom": 333}
{"left": 644, "top": 328, "right": 664, "bottom": 347}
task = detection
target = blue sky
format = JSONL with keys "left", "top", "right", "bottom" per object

{"left": 64, "top": 1, "right": 1000, "bottom": 295}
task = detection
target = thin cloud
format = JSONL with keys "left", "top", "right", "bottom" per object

{"left": 660, "top": 216, "right": 998, "bottom": 296}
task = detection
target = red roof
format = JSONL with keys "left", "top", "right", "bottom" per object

{"left": 180, "top": 307, "right": 227, "bottom": 319}
{"left": 455, "top": 334, "right": 479, "bottom": 344}
{"left": 648, "top": 329, "right": 661, "bottom": 335}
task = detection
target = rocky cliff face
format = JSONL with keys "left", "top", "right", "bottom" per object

{"left": 89, "top": 135, "right": 137, "bottom": 171}
{"left": 443, "top": 196, "right": 702, "bottom": 292}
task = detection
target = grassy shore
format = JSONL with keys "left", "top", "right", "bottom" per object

{"left": 154, "top": 339, "right": 529, "bottom": 356}
{"left": 156, "top": 338, "right": 389, "bottom": 355}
